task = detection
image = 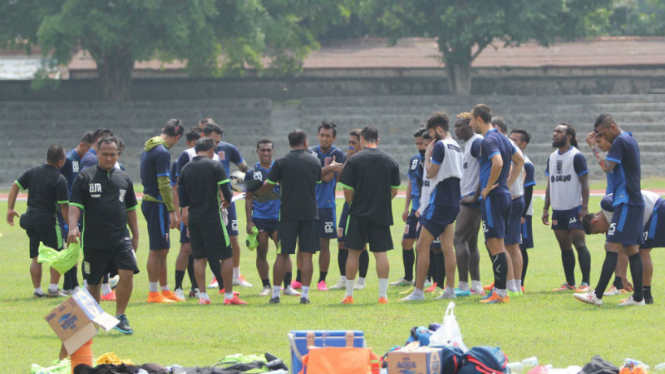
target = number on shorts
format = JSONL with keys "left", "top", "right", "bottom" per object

{"left": 324, "top": 221, "right": 334, "bottom": 233}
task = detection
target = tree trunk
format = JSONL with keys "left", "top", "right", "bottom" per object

{"left": 442, "top": 44, "right": 473, "bottom": 95}
{"left": 94, "top": 48, "right": 134, "bottom": 101}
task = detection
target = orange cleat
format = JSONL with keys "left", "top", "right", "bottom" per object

{"left": 223, "top": 296, "right": 247, "bottom": 305}
{"left": 479, "top": 292, "right": 510, "bottom": 304}
{"left": 483, "top": 282, "right": 495, "bottom": 291}
{"left": 162, "top": 290, "right": 184, "bottom": 302}
{"left": 101, "top": 291, "right": 116, "bottom": 302}
{"left": 147, "top": 291, "right": 175, "bottom": 303}
{"left": 378, "top": 297, "right": 389, "bottom": 304}
{"left": 425, "top": 282, "right": 438, "bottom": 292}
{"left": 341, "top": 296, "right": 354, "bottom": 304}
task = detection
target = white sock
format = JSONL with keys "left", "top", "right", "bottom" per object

{"left": 73, "top": 286, "right": 81, "bottom": 293}
{"left": 516, "top": 279, "right": 522, "bottom": 290}
{"left": 34, "top": 287, "right": 43, "bottom": 294}
{"left": 101, "top": 283, "right": 112, "bottom": 295}
{"left": 233, "top": 267, "right": 240, "bottom": 278}
{"left": 471, "top": 280, "right": 482, "bottom": 291}
{"left": 199, "top": 292, "right": 210, "bottom": 300}
{"left": 357, "top": 277, "right": 366, "bottom": 285}
{"left": 161, "top": 285, "right": 170, "bottom": 292}
{"left": 149, "top": 282, "right": 159, "bottom": 292}
{"left": 301, "top": 286, "right": 310, "bottom": 299}
{"left": 496, "top": 288, "right": 508, "bottom": 297}
{"left": 48, "top": 283, "right": 58, "bottom": 292}
{"left": 458, "top": 281, "right": 469, "bottom": 291}
{"left": 509, "top": 280, "right": 519, "bottom": 292}
{"left": 413, "top": 288, "right": 424, "bottom": 297}
{"left": 345, "top": 278, "right": 355, "bottom": 297}
{"left": 378, "top": 278, "right": 388, "bottom": 298}
{"left": 225, "top": 292, "right": 234, "bottom": 300}
{"left": 444, "top": 286, "right": 456, "bottom": 296}
{"left": 272, "top": 285, "right": 281, "bottom": 298}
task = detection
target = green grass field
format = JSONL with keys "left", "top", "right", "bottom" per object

{"left": 2, "top": 194, "right": 665, "bottom": 373}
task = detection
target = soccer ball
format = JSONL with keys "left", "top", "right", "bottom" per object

{"left": 229, "top": 170, "right": 246, "bottom": 192}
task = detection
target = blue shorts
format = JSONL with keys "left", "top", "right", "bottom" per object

{"left": 419, "top": 204, "right": 459, "bottom": 238}
{"left": 551, "top": 206, "right": 583, "bottom": 231}
{"left": 253, "top": 217, "right": 279, "bottom": 237}
{"left": 180, "top": 221, "right": 190, "bottom": 244}
{"left": 505, "top": 197, "right": 524, "bottom": 245}
{"left": 403, "top": 210, "right": 421, "bottom": 240}
{"left": 142, "top": 201, "right": 170, "bottom": 250}
{"left": 642, "top": 198, "right": 665, "bottom": 249}
{"left": 521, "top": 215, "right": 534, "bottom": 249}
{"left": 226, "top": 202, "right": 239, "bottom": 236}
{"left": 337, "top": 203, "right": 349, "bottom": 243}
{"left": 607, "top": 203, "right": 645, "bottom": 246}
{"left": 480, "top": 192, "right": 511, "bottom": 240}
{"left": 317, "top": 207, "right": 337, "bottom": 239}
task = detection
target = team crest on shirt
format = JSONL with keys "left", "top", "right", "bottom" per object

{"left": 218, "top": 151, "right": 226, "bottom": 160}
{"left": 253, "top": 172, "right": 262, "bottom": 181}
{"left": 463, "top": 162, "right": 468, "bottom": 169}
{"left": 119, "top": 189, "right": 126, "bottom": 202}
{"left": 556, "top": 160, "right": 563, "bottom": 174}
{"left": 324, "top": 156, "right": 332, "bottom": 165}
{"left": 73, "top": 161, "right": 79, "bottom": 173}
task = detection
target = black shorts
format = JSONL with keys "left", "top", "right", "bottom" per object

{"left": 141, "top": 201, "right": 170, "bottom": 250}
{"left": 317, "top": 207, "right": 337, "bottom": 239}
{"left": 180, "top": 221, "right": 190, "bottom": 244}
{"left": 253, "top": 217, "right": 279, "bottom": 237}
{"left": 189, "top": 220, "right": 232, "bottom": 262}
{"left": 278, "top": 220, "right": 320, "bottom": 255}
{"left": 82, "top": 241, "right": 139, "bottom": 285}
{"left": 345, "top": 215, "right": 394, "bottom": 253}
{"left": 226, "top": 202, "right": 239, "bottom": 236}
{"left": 20, "top": 212, "right": 62, "bottom": 258}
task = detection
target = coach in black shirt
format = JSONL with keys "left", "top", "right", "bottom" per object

{"left": 179, "top": 138, "right": 247, "bottom": 305}
{"left": 339, "top": 126, "right": 400, "bottom": 304}
{"left": 7, "top": 145, "right": 69, "bottom": 298}
{"left": 69, "top": 136, "right": 139, "bottom": 335}
{"left": 256, "top": 129, "right": 322, "bottom": 304}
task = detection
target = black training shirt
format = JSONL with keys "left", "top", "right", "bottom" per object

{"left": 178, "top": 156, "right": 232, "bottom": 225}
{"left": 70, "top": 165, "right": 138, "bottom": 250}
{"left": 339, "top": 147, "right": 400, "bottom": 226}
{"left": 16, "top": 164, "right": 69, "bottom": 225}
{"left": 266, "top": 149, "right": 322, "bottom": 221}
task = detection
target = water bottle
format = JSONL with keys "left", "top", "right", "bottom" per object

{"left": 508, "top": 362, "right": 525, "bottom": 373}
{"left": 654, "top": 363, "right": 665, "bottom": 371}
{"left": 624, "top": 359, "right": 649, "bottom": 369}
{"left": 522, "top": 357, "right": 539, "bottom": 367}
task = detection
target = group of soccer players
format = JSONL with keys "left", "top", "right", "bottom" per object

{"left": 8, "top": 104, "right": 658, "bottom": 334}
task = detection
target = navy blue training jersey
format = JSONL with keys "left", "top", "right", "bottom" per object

{"left": 407, "top": 154, "right": 424, "bottom": 212}
{"left": 140, "top": 139, "right": 171, "bottom": 199}
{"left": 471, "top": 128, "right": 515, "bottom": 199}
{"left": 215, "top": 141, "right": 244, "bottom": 175}
{"left": 245, "top": 162, "right": 280, "bottom": 220}
{"left": 61, "top": 148, "right": 84, "bottom": 193}
{"left": 309, "top": 145, "right": 346, "bottom": 209}
{"left": 606, "top": 132, "right": 643, "bottom": 206}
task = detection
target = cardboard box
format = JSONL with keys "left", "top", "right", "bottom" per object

{"left": 44, "top": 289, "right": 119, "bottom": 354}
{"left": 388, "top": 348, "right": 442, "bottom": 374}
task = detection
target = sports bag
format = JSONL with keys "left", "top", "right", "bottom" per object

{"left": 457, "top": 346, "right": 508, "bottom": 374}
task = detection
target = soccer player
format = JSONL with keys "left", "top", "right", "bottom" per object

{"left": 59, "top": 131, "right": 93, "bottom": 294}
{"left": 80, "top": 128, "right": 113, "bottom": 170}
{"left": 214, "top": 122, "right": 252, "bottom": 288}
{"left": 583, "top": 190, "right": 662, "bottom": 304}
{"left": 470, "top": 104, "right": 524, "bottom": 304}
{"left": 179, "top": 137, "right": 246, "bottom": 305}
{"left": 509, "top": 129, "right": 536, "bottom": 290}
{"left": 390, "top": 127, "right": 429, "bottom": 288}
{"left": 493, "top": 118, "right": 525, "bottom": 296}
{"left": 7, "top": 145, "right": 69, "bottom": 298}
{"left": 339, "top": 125, "right": 400, "bottom": 304}
{"left": 330, "top": 129, "right": 370, "bottom": 291}
{"left": 452, "top": 113, "right": 484, "bottom": 296}
{"left": 542, "top": 123, "right": 592, "bottom": 292}
{"left": 114, "top": 137, "right": 126, "bottom": 171}
{"left": 141, "top": 119, "right": 184, "bottom": 303}
{"left": 400, "top": 112, "right": 462, "bottom": 301}
{"left": 255, "top": 130, "right": 322, "bottom": 304}
{"left": 68, "top": 136, "right": 139, "bottom": 334}
{"left": 245, "top": 138, "right": 299, "bottom": 297}
{"left": 575, "top": 114, "right": 645, "bottom": 306}
{"left": 302, "top": 121, "right": 346, "bottom": 291}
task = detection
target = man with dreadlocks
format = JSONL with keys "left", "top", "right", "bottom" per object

{"left": 542, "top": 123, "right": 592, "bottom": 293}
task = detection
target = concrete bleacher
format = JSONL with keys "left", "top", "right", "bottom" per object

{"left": 2, "top": 94, "right": 664, "bottom": 187}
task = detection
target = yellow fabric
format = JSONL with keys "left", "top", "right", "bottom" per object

{"left": 95, "top": 352, "right": 133, "bottom": 366}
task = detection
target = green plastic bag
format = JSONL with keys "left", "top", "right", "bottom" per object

{"left": 31, "top": 358, "right": 71, "bottom": 374}
{"left": 246, "top": 226, "right": 259, "bottom": 251}
{"left": 37, "top": 241, "right": 81, "bottom": 274}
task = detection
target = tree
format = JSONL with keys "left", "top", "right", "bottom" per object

{"left": 363, "top": 0, "right": 612, "bottom": 95}
{"left": 0, "top": 0, "right": 352, "bottom": 101}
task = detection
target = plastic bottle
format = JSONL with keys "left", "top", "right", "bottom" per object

{"left": 624, "top": 359, "right": 650, "bottom": 370}
{"left": 654, "top": 363, "right": 665, "bottom": 371}
{"left": 522, "top": 357, "right": 539, "bottom": 367}
{"left": 508, "top": 362, "right": 525, "bottom": 373}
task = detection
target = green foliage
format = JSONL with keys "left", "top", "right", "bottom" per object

{"left": 604, "top": 0, "right": 665, "bottom": 36}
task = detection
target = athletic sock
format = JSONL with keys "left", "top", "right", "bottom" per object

{"left": 338, "top": 250, "right": 348, "bottom": 276}
{"left": 101, "top": 283, "right": 112, "bottom": 295}
{"left": 378, "top": 278, "right": 388, "bottom": 298}
{"left": 208, "top": 259, "right": 224, "bottom": 290}
{"left": 233, "top": 267, "right": 240, "bottom": 279}
{"left": 345, "top": 278, "right": 355, "bottom": 297}
{"left": 284, "top": 271, "right": 293, "bottom": 287}
{"left": 577, "top": 245, "right": 591, "bottom": 284}
{"left": 643, "top": 285, "right": 652, "bottom": 298}
{"left": 301, "top": 286, "right": 310, "bottom": 300}
{"left": 434, "top": 252, "right": 445, "bottom": 288}
{"left": 357, "top": 277, "right": 366, "bottom": 285}
{"left": 272, "top": 285, "right": 281, "bottom": 299}
{"left": 318, "top": 271, "right": 328, "bottom": 283}
{"left": 428, "top": 250, "right": 437, "bottom": 284}
{"left": 224, "top": 292, "right": 234, "bottom": 300}
{"left": 296, "top": 270, "right": 302, "bottom": 283}
{"left": 507, "top": 279, "right": 517, "bottom": 292}
{"left": 628, "top": 253, "right": 644, "bottom": 302}
{"left": 35, "top": 287, "right": 43, "bottom": 295}
{"left": 175, "top": 270, "right": 185, "bottom": 290}
{"left": 359, "top": 250, "right": 369, "bottom": 278}
{"left": 520, "top": 245, "right": 528, "bottom": 286}
{"left": 262, "top": 278, "right": 271, "bottom": 288}
{"left": 613, "top": 275, "right": 624, "bottom": 290}
{"left": 403, "top": 249, "right": 415, "bottom": 281}
{"left": 49, "top": 283, "right": 58, "bottom": 292}
{"left": 594, "top": 251, "right": 619, "bottom": 299}
{"left": 444, "top": 286, "right": 455, "bottom": 297}
{"left": 491, "top": 252, "right": 508, "bottom": 291}
{"left": 471, "top": 280, "right": 483, "bottom": 291}
{"left": 561, "top": 249, "right": 576, "bottom": 286}
{"left": 458, "top": 281, "right": 469, "bottom": 292}
{"left": 515, "top": 279, "right": 522, "bottom": 291}
{"left": 413, "top": 288, "right": 424, "bottom": 297}
{"left": 161, "top": 285, "right": 170, "bottom": 292}
{"left": 149, "top": 282, "right": 159, "bottom": 293}
{"left": 187, "top": 255, "right": 197, "bottom": 289}
{"left": 199, "top": 292, "right": 210, "bottom": 301}
{"left": 495, "top": 288, "right": 508, "bottom": 297}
